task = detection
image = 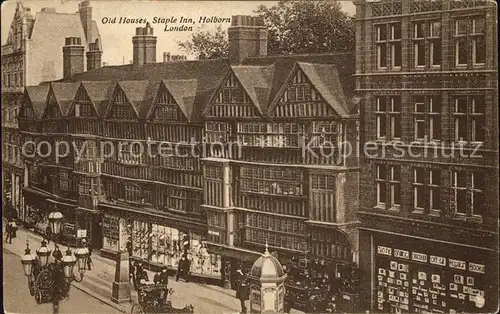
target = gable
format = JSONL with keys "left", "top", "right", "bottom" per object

{"left": 42, "top": 90, "right": 62, "bottom": 119}
{"left": 20, "top": 91, "right": 35, "bottom": 119}
{"left": 205, "top": 72, "right": 259, "bottom": 118}
{"left": 270, "top": 67, "right": 336, "bottom": 118}
{"left": 70, "top": 86, "right": 98, "bottom": 118}
{"left": 106, "top": 85, "right": 139, "bottom": 120}
{"left": 149, "top": 85, "right": 186, "bottom": 122}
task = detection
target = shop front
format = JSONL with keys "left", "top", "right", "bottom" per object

{"left": 100, "top": 203, "right": 223, "bottom": 283}
{"left": 369, "top": 233, "right": 497, "bottom": 314}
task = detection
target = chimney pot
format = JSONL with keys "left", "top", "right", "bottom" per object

{"left": 228, "top": 15, "right": 268, "bottom": 64}
{"left": 132, "top": 24, "right": 157, "bottom": 65}
{"left": 63, "top": 37, "right": 84, "bottom": 78}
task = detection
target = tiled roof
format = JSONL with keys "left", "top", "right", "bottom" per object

{"left": 161, "top": 79, "right": 198, "bottom": 121}
{"left": 52, "top": 53, "right": 354, "bottom": 121}
{"left": 298, "top": 62, "right": 348, "bottom": 117}
{"left": 231, "top": 65, "right": 274, "bottom": 114}
{"left": 25, "top": 85, "right": 50, "bottom": 119}
{"left": 80, "top": 81, "right": 115, "bottom": 117}
{"left": 50, "top": 82, "right": 80, "bottom": 116}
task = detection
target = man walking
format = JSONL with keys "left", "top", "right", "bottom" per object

{"left": 236, "top": 267, "right": 249, "bottom": 313}
{"left": 52, "top": 244, "right": 63, "bottom": 261}
{"left": 176, "top": 255, "right": 190, "bottom": 282}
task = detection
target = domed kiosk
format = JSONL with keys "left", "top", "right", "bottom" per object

{"left": 248, "top": 243, "right": 287, "bottom": 313}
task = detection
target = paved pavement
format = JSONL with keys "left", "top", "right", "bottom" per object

{"left": 3, "top": 249, "right": 122, "bottom": 314}
{"left": 3, "top": 223, "right": 304, "bottom": 314}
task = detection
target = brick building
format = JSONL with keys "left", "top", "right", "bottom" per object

{"left": 1, "top": 0, "right": 102, "bottom": 223}
{"left": 17, "top": 16, "right": 359, "bottom": 310}
{"left": 354, "top": 0, "right": 498, "bottom": 313}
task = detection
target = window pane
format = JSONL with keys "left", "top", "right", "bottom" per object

{"left": 377, "top": 165, "right": 386, "bottom": 180}
{"left": 416, "top": 186, "right": 425, "bottom": 208}
{"left": 415, "top": 168, "right": 425, "bottom": 183}
{"left": 430, "top": 116, "right": 441, "bottom": 140}
{"left": 378, "top": 115, "right": 386, "bottom": 137}
{"left": 456, "top": 19, "right": 467, "bottom": 35}
{"left": 474, "top": 17, "right": 485, "bottom": 34}
{"left": 415, "top": 22, "right": 425, "bottom": 38}
{"left": 392, "top": 115, "right": 401, "bottom": 138}
{"left": 430, "top": 96, "right": 441, "bottom": 113}
{"left": 430, "top": 21, "right": 441, "bottom": 37}
{"left": 455, "top": 98, "right": 467, "bottom": 113}
{"left": 391, "top": 97, "right": 401, "bottom": 112}
{"left": 377, "top": 25, "right": 387, "bottom": 41}
{"left": 393, "top": 184, "right": 401, "bottom": 205}
{"left": 431, "top": 39, "right": 441, "bottom": 65}
{"left": 431, "top": 189, "right": 440, "bottom": 211}
{"left": 416, "top": 42, "right": 425, "bottom": 66}
{"left": 378, "top": 182, "right": 386, "bottom": 203}
{"left": 456, "top": 190, "right": 467, "bottom": 214}
{"left": 393, "top": 43, "right": 401, "bottom": 67}
{"left": 456, "top": 116, "right": 467, "bottom": 141}
{"left": 475, "top": 37, "right": 486, "bottom": 64}
{"left": 431, "top": 170, "right": 440, "bottom": 185}
{"left": 473, "top": 116, "right": 485, "bottom": 142}
{"left": 456, "top": 38, "right": 467, "bottom": 65}
{"left": 378, "top": 45, "right": 387, "bottom": 68}
{"left": 392, "top": 23, "right": 401, "bottom": 40}
{"left": 416, "top": 120, "right": 425, "bottom": 139}
{"left": 473, "top": 172, "right": 484, "bottom": 191}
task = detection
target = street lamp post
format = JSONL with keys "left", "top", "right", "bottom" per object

{"left": 20, "top": 211, "right": 90, "bottom": 314}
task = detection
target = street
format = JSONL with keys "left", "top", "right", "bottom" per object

{"left": 3, "top": 249, "right": 121, "bottom": 314}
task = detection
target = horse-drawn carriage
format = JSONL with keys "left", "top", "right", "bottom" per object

{"left": 131, "top": 284, "right": 194, "bottom": 314}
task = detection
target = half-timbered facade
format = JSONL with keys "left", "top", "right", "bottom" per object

{"left": 17, "top": 16, "right": 358, "bottom": 293}
{"left": 2, "top": 0, "right": 102, "bottom": 223}
{"left": 355, "top": 0, "right": 498, "bottom": 312}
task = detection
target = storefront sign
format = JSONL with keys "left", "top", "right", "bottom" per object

{"left": 77, "top": 229, "right": 87, "bottom": 239}
{"left": 469, "top": 263, "right": 485, "bottom": 274}
{"left": 430, "top": 255, "right": 446, "bottom": 266}
{"left": 394, "top": 249, "right": 409, "bottom": 259}
{"left": 208, "top": 230, "right": 220, "bottom": 237}
{"left": 377, "top": 246, "right": 392, "bottom": 256}
{"left": 411, "top": 252, "right": 428, "bottom": 263}
{"left": 449, "top": 259, "right": 466, "bottom": 270}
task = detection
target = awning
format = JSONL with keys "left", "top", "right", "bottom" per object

{"left": 22, "top": 187, "right": 50, "bottom": 199}
{"left": 205, "top": 243, "right": 261, "bottom": 262}
{"left": 47, "top": 198, "right": 77, "bottom": 209}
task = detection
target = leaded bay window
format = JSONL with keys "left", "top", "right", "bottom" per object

{"left": 413, "top": 95, "right": 441, "bottom": 141}
{"left": 451, "top": 170, "right": 484, "bottom": 218}
{"left": 455, "top": 16, "right": 486, "bottom": 67}
{"left": 59, "top": 171, "right": 69, "bottom": 190}
{"left": 159, "top": 188, "right": 201, "bottom": 213}
{"left": 245, "top": 213, "right": 307, "bottom": 251}
{"left": 119, "top": 182, "right": 152, "bottom": 205}
{"left": 237, "top": 122, "right": 301, "bottom": 147}
{"left": 310, "top": 174, "right": 336, "bottom": 222}
{"left": 118, "top": 143, "right": 143, "bottom": 164}
{"left": 310, "top": 121, "right": 339, "bottom": 147}
{"left": 205, "top": 122, "right": 231, "bottom": 143}
{"left": 376, "top": 96, "right": 401, "bottom": 140}
{"left": 412, "top": 168, "right": 441, "bottom": 214}
{"left": 376, "top": 164, "right": 400, "bottom": 209}
{"left": 454, "top": 95, "right": 485, "bottom": 143}
{"left": 240, "top": 166, "right": 303, "bottom": 196}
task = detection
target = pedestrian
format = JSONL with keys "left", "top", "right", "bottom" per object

{"left": 183, "top": 255, "right": 191, "bottom": 283}
{"left": 52, "top": 244, "right": 63, "bottom": 261}
{"left": 126, "top": 237, "right": 133, "bottom": 256}
{"left": 5, "top": 221, "right": 12, "bottom": 244}
{"left": 135, "top": 262, "right": 145, "bottom": 287}
{"left": 176, "top": 255, "right": 187, "bottom": 282}
{"left": 10, "top": 220, "right": 17, "bottom": 239}
{"left": 236, "top": 267, "right": 249, "bottom": 313}
{"left": 45, "top": 226, "right": 52, "bottom": 244}
{"left": 130, "top": 261, "right": 136, "bottom": 289}
{"left": 86, "top": 241, "right": 93, "bottom": 270}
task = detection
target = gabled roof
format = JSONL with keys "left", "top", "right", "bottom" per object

{"left": 25, "top": 85, "right": 50, "bottom": 119}
{"left": 80, "top": 81, "right": 116, "bottom": 117}
{"left": 231, "top": 65, "right": 274, "bottom": 114}
{"left": 297, "top": 62, "right": 348, "bottom": 117}
{"left": 161, "top": 79, "right": 198, "bottom": 121}
{"left": 50, "top": 82, "right": 80, "bottom": 116}
{"left": 117, "top": 80, "right": 159, "bottom": 120}
{"left": 53, "top": 53, "right": 354, "bottom": 121}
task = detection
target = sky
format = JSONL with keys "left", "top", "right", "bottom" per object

{"left": 1, "top": 0, "right": 356, "bottom": 65}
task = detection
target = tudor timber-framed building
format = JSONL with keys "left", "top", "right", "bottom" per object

{"left": 2, "top": 0, "right": 102, "bottom": 225}
{"left": 18, "top": 16, "right": 359, "bottom": 294}
{"left": 354, "top": 0, "right": 499, "bottom": 313}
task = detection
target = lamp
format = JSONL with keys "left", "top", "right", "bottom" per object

{"left": 61, "top": 248, "right": 77, "bottom": 279}
{"left": 74, "top": 246, "right": 89, "bottom": 274}
{"left": 21, "top": 241, "right": 36, "bottom": 277}
{"left": 36, "top": 241, "right": 51, "bottom": 268}
{"left": 48, "top": 211, "right": 63, "bottom": 235}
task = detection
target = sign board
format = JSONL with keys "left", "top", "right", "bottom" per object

{"left": 77, "top": 229, "right": 87, "bottom": 238}
{"left": 377, "top": 246, "right": 392, "bottom": 256}
{"left": 412, "top": 252, "right": 428, "bottom": 263}
{"left": 394, "top": 249, "right": 409, "bottom": 259}
{"left": 430, "top": 255, "right": 446, "bottom": 266}
{"left": 469, "top": 263, "right": 485, "bottom": 274}
{"left": 449, "top": 259, "right": 466, "bottom": 270}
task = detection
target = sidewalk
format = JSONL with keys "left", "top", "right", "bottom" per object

{"left": 2, "top": 224, "right": 269, "bottom": 314}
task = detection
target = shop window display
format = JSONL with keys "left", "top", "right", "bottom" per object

{"left": 133, "top": 221, "right": 150, "bottom": 260}
{"left": 103, "top": 215, "right": 120, "bottom": 251}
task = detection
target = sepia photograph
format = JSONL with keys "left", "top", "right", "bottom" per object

{"left": 1, "top": 0, "right": 498, "bottom": 313}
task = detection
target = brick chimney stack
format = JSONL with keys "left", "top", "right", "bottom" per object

{"left": 78, "top": 0, "right": 92, "bottom": 43}
{"left": 228, "top": 15, "right": 267, "bottom": 64}
{"left": 132, "top": 22, "right": 157, "bottom": 66}
{"left": 63, "top": 37, "right": 84, "bottom": 78}
{"left": 86, "top": 38, "right": 102, "bottom": 71}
